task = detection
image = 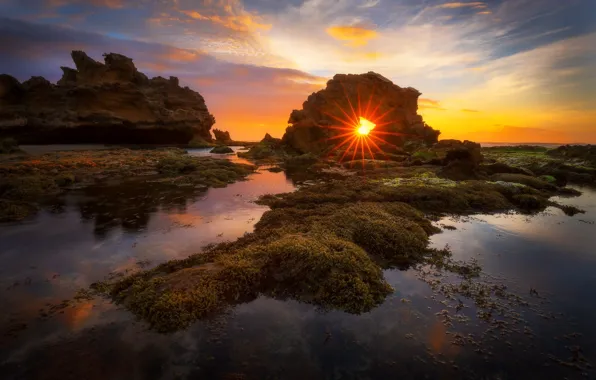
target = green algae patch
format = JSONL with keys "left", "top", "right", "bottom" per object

{"left": 381, "top": 172, "right": 457, "bottom": 188}
{"left": 0, "top": 148, "right": 255, "bottom": 222}
{"left": 489, "top": 173, "right": 556, "bottom": 191}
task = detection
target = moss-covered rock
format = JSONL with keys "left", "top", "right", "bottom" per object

{"left": 209, "top": 145, "right": 234, "bottom": 154}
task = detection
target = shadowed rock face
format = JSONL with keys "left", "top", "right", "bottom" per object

{"left": 0, "top": 51, "right": 215, "bottom": 144}
{"left": 282, "top": 72, "right": 440, "bottom": 154}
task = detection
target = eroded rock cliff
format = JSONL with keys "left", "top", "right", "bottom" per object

{"left": 282, "top": 72, "right": 440, "bottom": 154}
{"left": 0, "top": 51, "right": 215, "bottom": 144}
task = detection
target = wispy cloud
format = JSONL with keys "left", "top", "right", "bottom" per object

{"left": 419, "top": 98, "right": 447, "bottom": 111}
{"left": 436, "top": 2, "right": 487, "bottom": 9}
{"left": 326, "top": 25, "right": 378, "bottom": 47}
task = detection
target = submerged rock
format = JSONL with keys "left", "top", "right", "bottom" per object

{"left": 210, "top": 145, "right": 234, "bottom": 154}
{"left": 282, "top": 72, "right": 440, "bottom": 154}
{"left": 0, "top": 51, "right": 215, "bottom": 144}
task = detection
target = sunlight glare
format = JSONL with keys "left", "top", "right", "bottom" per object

{"left": 357, "top": 117, "right": 376, "bottom": 136}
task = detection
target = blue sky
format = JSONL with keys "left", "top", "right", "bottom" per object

{"left": 1, "top": 0, "right": 595, "bottom": 142}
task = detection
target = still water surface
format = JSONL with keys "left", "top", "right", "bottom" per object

{"left": 1, "top": 147, "right": 595, "bottom": 379}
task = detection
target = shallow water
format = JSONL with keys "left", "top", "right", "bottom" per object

{"left": 1, "top": 149, "right": 596, "bottom": 379}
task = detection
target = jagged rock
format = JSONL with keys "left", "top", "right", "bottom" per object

{"left": 57, "top": 67, "right": 78, "bottom": 86}
{"left": 282, "top": 72, "right": 440, "bottom": 154}
{"left": 0, "top": 51, "right": 215, "bottom": 144}
{"left": 213, "top": 128, "right": 232, "bottom": 143}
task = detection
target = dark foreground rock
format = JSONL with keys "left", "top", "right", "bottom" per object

{"left": 0, "top": 51, "right": 215, "bottom": 144}
{"left": 282, "top": 72, "right": 440, "bottom": 154}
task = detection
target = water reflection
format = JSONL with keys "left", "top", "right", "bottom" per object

{"left": 1, "top": 151, "right": 596, "bottom": 379}
{"left": 0, "top": 149, "right": 296, "bottom": 366}
{"left": 75, "top": 180, "right": 208, "bottom": 238}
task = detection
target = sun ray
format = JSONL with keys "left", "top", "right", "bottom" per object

{"left": 330, "top": 133, "right": 358, "bottom": 157}
{"left": 339, "top": 136, "right": 359, "bottom": 162}
{"left": 341, "top": 82, "right": 359, "bottom": 125}
{"left": 322, "top": 110, "right": 357, "bottom": 127}
{"left": 325, "top": 131, "right": 357, "bottom": 141}
{"left": 333, "top": 100, "right": 358, "bottom": 126}
{"left": 364, "top": 137, "right": 377, "bottom": 160}
{"left": 360, "top": 136, "right": 366, "bottom": 163}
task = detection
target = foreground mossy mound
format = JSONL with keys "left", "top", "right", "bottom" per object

{"left": 109, "top": 232, "right": 393, "bottom": 331}
{"left": 91, "top": 171, "right": 582, "bottom": 332}
{"left": 0, "top": 148, "right": 255, "bottom": 222}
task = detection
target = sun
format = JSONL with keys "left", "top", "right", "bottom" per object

{"left": 357, "top": 117, "right": 376, "bottom": 136}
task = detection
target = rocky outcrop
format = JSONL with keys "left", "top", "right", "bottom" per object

{"left": 432, "top": 139, "right": 484, "bottom": 180}
{"left": 212, "top": 129, "right": 232, "bottom": 143}
{"left": 0, "top": 51, "right": 215, "bottom": 144}
{"left": 282, "top": 72, "right": 440, "bottom": 154}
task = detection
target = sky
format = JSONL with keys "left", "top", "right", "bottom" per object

{"left": 1, "top": 0, "right": 595, "bottom": 143}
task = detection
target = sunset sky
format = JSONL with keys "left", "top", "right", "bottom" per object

{"left": 1, "top": 0, "right": 595, "bottom": 143}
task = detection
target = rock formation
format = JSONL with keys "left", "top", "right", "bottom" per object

{"left": 282, "top": 72, "right": 440, "bottom": 154}
{"left": 212, "top": 128, "right": 232, "bottom": 143}
{"left": 0, "top": 51, "right": 215, "bottom": 144}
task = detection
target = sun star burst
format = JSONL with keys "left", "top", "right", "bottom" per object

{"left": 318, "top": 85, "right": 408, "bottom": 167}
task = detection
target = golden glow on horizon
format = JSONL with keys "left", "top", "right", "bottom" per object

{"left": 357, "top": 117, "right": 376, "bottom": 135}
